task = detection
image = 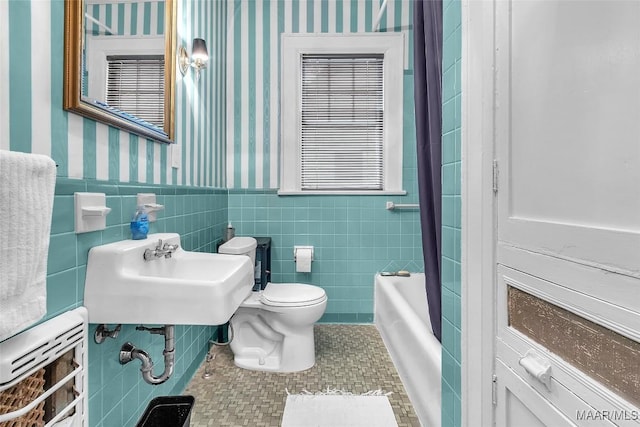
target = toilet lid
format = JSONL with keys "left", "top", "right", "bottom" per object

{"left": 261, "top": 283, "right": 327, "bottom": 307}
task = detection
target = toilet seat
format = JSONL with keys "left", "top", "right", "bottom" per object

{"left": 260, "top": 283, "right": 327, "bottom": 307}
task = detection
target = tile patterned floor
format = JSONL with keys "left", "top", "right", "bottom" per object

{"left": 184, "top": 324, "right": 420, "bottom": 427}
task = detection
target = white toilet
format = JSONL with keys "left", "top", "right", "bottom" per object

{"left": 218, "top": 237, "right": 327, "bottom": 372}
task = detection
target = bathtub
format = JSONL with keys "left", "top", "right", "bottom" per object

{"left": 374, "top": 273, "right": 442, "bottom": 427}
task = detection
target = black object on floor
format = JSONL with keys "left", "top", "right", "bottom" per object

{"left": 136, "top": 396, "right": 195, "bottom": 427}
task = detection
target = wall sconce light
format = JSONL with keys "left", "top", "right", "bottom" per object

{"left": 179, "top": 38, "right": 209, "bottom": 80}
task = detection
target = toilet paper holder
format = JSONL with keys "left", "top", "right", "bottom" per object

{"left": 294, "top": 246, "right": 314, "bottom": 261}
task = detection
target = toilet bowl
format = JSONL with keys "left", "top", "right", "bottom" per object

{"left": 219, "top": 237, "right": 328, "bottom": 372}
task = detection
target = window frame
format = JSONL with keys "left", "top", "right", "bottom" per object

{"left": 84, "top": 34, "right": 164, "bottom": 106}
{"left": 279, "top": 33, "right": 406, "bottom": 195}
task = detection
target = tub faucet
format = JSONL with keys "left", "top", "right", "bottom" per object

{"left": 143, "top": 239, "right": 179, "bottom": 261}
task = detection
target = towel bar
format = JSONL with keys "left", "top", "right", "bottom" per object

{"left": 385, "top": 202, "right": 419, "bottom": 210}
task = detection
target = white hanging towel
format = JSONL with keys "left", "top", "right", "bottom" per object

{"left": 0, "top": 150, "right": 56, "bottom": 341}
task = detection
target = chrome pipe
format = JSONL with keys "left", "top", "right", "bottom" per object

{"left": 119, "top": 325, "right": 176, "bottom": 385}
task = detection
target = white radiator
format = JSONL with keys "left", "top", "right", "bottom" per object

{"left": 0, "top": 307, "right": 89, "bottom": 426}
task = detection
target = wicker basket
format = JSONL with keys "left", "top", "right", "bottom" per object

{"left": 0, "top": 368, "right": 46, "bottom": 427}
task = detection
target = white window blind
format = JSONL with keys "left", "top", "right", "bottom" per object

{"left": 300, "top": 54, "right": 385, "bottom": 191}
{"left": 105, "top": 55, "right": 164, "bottom": 127}
{"left": 280, "top": 34, "right": 404, "bottom": 195}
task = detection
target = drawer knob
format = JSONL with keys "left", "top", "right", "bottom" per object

{"left": 519, "top": 349, "right": 552, "bottom": 390}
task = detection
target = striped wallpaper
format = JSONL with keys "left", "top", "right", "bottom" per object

{"left": 0, "top": 0, "right": 226, "bottom": 188}
{"left": 225, "top": 0, "right": 414, "bottom": 190}
{"left": 175, "top": 0, "right": 228, "bottom": 187}
{"left": 87, "top": 0, "right": 165, "bottom": 36}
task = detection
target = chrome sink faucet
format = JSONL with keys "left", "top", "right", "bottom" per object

{"left": 144, "top": 239, "right": 179, "bottom": 261}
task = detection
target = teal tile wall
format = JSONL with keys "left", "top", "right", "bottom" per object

{"left": 441, "top": 0, "right": 462, "bottom": 426}
{"left": 47, "top": 178, "right": 228, "bottom": 427}
{"left": 229, "top": 191, "right": 424, "bottom": 323}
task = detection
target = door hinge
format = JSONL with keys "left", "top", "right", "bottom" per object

{"left": 492, "top": 160, "right": 499, "bottom": 194}
{"left": 492, "top": 374, "right": 498, "bottom": 406}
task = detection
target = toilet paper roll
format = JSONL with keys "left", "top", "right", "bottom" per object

{"left": 295, "top": 248, "right": 313, "bottom": 273}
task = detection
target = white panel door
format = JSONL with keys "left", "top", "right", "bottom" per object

{"left": 493, "top": 0, "right": 640, "bottom": 424}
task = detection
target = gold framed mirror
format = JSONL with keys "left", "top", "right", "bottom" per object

{"left": 63, "top": 0, "right": 176, "bottom": 144}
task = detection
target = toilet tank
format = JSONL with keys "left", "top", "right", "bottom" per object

{"left": 219, "top": 236, "right": 258, "bottom": 266}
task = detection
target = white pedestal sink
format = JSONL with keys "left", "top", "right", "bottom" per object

{"left": 84, "top": 233, "right": 254, "bottom": 325}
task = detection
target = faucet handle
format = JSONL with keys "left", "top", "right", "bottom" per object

{"left": 162, "top": 242, "right": 179, "bottom": 259}
{"left": 163, "top": 242, "right": 179, "bottom": 251}
{"left": 155, "top": 239, "right": 163, "bottom": 250}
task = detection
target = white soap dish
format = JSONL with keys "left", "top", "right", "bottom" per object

{"left": 74, "top": 192, "right": 111, "bottom": 233}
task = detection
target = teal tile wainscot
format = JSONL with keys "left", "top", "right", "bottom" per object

{"left": 228, "top": 190, "right": 424, "bottom": 323}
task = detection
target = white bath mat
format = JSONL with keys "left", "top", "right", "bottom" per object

{"left": 281, "top": 390, "right": 398, "bottom": 427}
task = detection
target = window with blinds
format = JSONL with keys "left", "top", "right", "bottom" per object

{"left": 280, "top": 33, "right": 404, "bottom": 195}
{"left": 300, "top": 54, "right": 385, "bottom": 191}
{"left": 105, "top": 55, "right": 165, "bottom": 128}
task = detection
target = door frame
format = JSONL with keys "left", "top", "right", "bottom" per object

{"left": 461, "top": 0, "right": 497, "bottom": 426}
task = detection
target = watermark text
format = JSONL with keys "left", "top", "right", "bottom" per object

{"left": 576, "top": 410, "right": 639, "bottom": 422}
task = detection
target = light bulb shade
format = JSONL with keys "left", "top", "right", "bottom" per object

{"left": 191, "top": 38, "right": 208, "bottom": 64}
